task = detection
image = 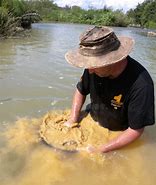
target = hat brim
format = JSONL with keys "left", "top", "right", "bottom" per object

{"left": 65, "top": 37, "right": 134, "bottom": 68}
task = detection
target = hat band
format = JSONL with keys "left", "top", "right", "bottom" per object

{"left": 78, "top": 32, "right": 121, "bottom": 57}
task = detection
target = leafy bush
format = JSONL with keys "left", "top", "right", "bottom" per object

{"left": 145, "top": 21, "right": 156, "bottom": 29}
{"left": 113, "top": 11, "right": 129, "bottom": 27}
{"left": 127, "top": 0, "right": 156, "bottom": 28}
{"left": 0, "top": 7, "right": 19, "bottom": 36}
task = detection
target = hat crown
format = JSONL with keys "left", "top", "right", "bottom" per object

{"left": 79, "top": 26, "right": 121, "bottom": 56}
{"left": 80, "top": 26, "right": 113, "bottom": 45}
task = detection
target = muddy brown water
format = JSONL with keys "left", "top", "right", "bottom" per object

{"left": 0, "top": 23, "right": 156, "bottom": 185}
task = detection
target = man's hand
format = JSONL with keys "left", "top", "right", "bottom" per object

{"left": 85, "top": 145, "right": 108, "bottom": 153}
{"left": 64, "top": 89, "right": 86, "bottom": 128}
{"left": 64, "top": 119, "right": 76, "bottom": 128}
{"left": 86, "top": 145, "right": 98, "bottom": 153}
{"left": 84, "top": 127, "right": 144, "bottom": 154}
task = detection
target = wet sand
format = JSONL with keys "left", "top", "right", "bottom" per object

{"left": 40, "top": 110, "right": 121, "bottom": 151}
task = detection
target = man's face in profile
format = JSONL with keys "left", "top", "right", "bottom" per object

{"left": 88, "top": 65, "right": 112, "bottom": 77}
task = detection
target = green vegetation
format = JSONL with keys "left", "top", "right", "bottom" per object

{"left": 0, "top": 0, "right": 29, "bottom": 37}
{"left": 0, "top": 6, "right": 18, "bottom": 37}
{"left": 24, "top": 1, "right": 129, "bottom": 27}
{"left": 0, "top": 0, "right": 156, "bottom": 37}
{"left": 127, "top": 0, "right": 156, "bottom": 28}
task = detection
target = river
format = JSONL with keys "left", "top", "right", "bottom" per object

{"left": 0, "top": 23, "right": 156, "bottom": 185}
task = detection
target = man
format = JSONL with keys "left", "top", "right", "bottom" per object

{"left": 64, "top": 26, "right": 155, "bottom": 153}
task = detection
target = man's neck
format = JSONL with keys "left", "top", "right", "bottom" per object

{"left": 109, "top": 58, "right": 128, "bottom": 79}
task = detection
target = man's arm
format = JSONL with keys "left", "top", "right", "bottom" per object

{"left": 98, "top": 127, "right": 144, "bottom": 153}
{"left": 64, "top": 88, "right": 86, "bottom": 126}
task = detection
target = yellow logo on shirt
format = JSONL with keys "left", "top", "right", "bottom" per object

{"left": 111, "top": 94, "right": 123, "bottom": 109}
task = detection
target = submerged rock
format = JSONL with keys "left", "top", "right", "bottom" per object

{"left": 147, "top": 31, "right": 156, "bottom": 37}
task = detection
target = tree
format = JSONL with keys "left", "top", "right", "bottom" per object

{"left": 127, "top": 0, "right": 156, "bottom": 28}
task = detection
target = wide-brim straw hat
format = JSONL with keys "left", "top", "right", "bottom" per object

{"left": 65, "top": 26, "right": 134, "bottom": 68}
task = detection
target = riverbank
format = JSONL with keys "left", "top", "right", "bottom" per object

{"left": 0, "top": 27, "right": 32, "bottom": 39}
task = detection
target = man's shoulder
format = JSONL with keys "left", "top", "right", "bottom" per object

{"left": 127, "top": 56, "right": 145, "bottom": 71}
{"left": 127, "top": 56, "right": 153, "bottom": 86}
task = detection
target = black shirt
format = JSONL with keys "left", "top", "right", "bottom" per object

{"left": 77, "top": 56, "right": 155, "bottom": 131}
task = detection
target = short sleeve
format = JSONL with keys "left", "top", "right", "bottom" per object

{"left": 76, "top": 69, "right": 90, "bottom": 95}
{"left": 128, "top": 84, "right": 155, "bottom": 129}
